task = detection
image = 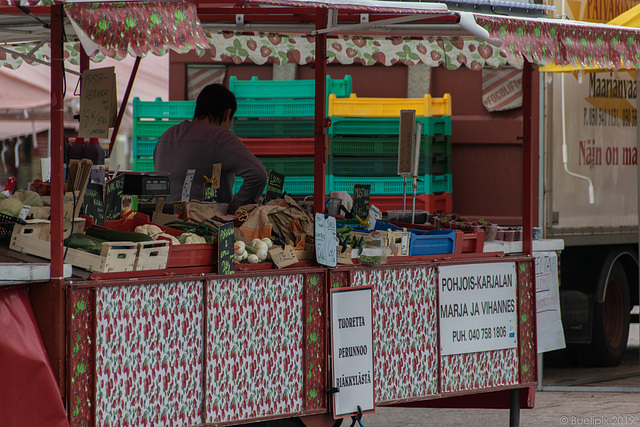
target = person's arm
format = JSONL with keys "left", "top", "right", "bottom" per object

{"left": 222, "top": 135, "right": 267, "bottom": 210}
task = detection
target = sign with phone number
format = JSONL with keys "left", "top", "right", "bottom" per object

{"left": 439, "top": 262, "right": 517, "bottom": 356}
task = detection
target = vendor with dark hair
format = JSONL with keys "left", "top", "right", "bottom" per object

{"left": 154, "top": 83, "right": 267, "bottom": 211}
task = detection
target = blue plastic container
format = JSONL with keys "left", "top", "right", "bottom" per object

{"left": 374, "top": 221, "right": 455, "bottom": 255}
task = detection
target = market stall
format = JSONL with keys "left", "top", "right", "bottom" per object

{"left": 2, "top": 1, "right": 640, "bottom": 426}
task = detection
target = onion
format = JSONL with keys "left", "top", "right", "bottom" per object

{"left": 256, "top": 248, "right": 268, "bottom": 261}
{"left": 261, "top": 237, "right": 273, "bottom": 249}
{"left": 247, "top": 254, "right": 259, "bottom": 264}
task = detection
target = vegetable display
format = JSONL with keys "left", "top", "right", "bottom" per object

{"left": 234, "top": 237, "right": 273, "bottom": 263}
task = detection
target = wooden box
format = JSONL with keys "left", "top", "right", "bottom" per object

{"left": 10, "top": 221, "right": 138, "bottom": 273}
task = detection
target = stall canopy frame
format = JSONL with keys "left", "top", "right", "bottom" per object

{"left": 1, "top": 0, "right": 640, "bottom": 276}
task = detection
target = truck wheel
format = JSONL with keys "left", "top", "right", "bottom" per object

{"left": 577, "top": 262, "right": 630, "bottom": 367}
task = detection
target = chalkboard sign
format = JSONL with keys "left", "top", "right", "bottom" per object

{"left": 104, "top": 174, "right": 125, "bottom": 220}
{"left": 352, "top": 184, "right": 371, "bottom": 220}
{"left": 83, "top": 182, "right": 105, "bottom": 226}
{"left": 265, "top": 170, "right": 285, "bottom": 202}
{"left": 217, "top": 221, "right": 235, "bottom": 275}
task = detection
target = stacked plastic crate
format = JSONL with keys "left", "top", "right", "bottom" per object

{"left": 230, "top": 76, "right": 352, "bottom": 195}
{"left": 326, "top": 93, "right": 454, "bottom": 213}
{"left": 132, "top": 97, "right": 195, "bottom": 172}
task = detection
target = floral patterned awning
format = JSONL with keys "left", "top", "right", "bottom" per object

{"left": 475, "top": 14, "right": 640, "bottom": 70}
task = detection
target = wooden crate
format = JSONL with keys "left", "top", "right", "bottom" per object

{"left": 135, "top": 240, "right": 170, "bottom": 271}
{"left": 10, "top": 222, "right": 138, "bottom": 273}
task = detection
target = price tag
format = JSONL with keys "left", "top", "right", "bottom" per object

{"left": 18, "top": 205, "right": 30, "bottom": 220}
{"left": 269, "top": 245, "right": 299, "bottom": 268}
{"left": 181, "top": 169, "right": 196, "bottom": 202}
{"left": 203, "top": 163, "right": 221, "bottom": 202}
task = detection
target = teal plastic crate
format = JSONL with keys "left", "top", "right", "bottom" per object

{"left": 329, "top": 136, "right": 430, "bottom": 157}
{"left": 132, "top": 157, "right": 155, "bottom": 172}
{"left": 233, "top": 175, "right": 329, "bottom": 195}
{"left": 328, "top": 116, "right": 451, "bottom": 137}
{"left": 233, "top": 118, "right": 314, "bottom": 138}
{"left": 327, "top": 174, "right": 452, "bottom": 195}
{"left": 328, "top": 154, "right": 450, "bottom": 176}
{"left": 259, "top": 156, "right": 315, "bottom": 176}
{"left": 133, "top": 138, "right": 158, "bottom": 158}
{"left": 235, "top": 99, "right": 314, "bottom": 118}
{"left": 133, "top": 97, "right": 195, "bottom": 120}
{"left": 229, "top": 75, "right": 352, "bottom": 99}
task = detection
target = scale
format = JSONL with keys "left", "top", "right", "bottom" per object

{"left": 121, "top": 172, "right": 171, "bottom": 197}
{"left": 119, "top": 172, "right": 172, "bottom": 216}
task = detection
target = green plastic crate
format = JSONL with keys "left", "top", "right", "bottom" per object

{"left": 259, "top": 156, "right": 315, "bottom": 176}
{"left": 133, "top": 138, "right": 158, "bottom": 158}
{"left": 233, "top": 175, "right": 329, "bottom": 195}
{"left": 428, "top": 135, "right": 453, "bottom": 156}
{"left": 134, "top": 120, "right": 181, "bottom": 138}
{"left": 229, "top": 75, "right": 352, "bottom": 99}
{"left": 328, "top": 116, "right": 451, "bottom": 137}
{"left": 132, "top": 157, "right": 155, "bottom": 172}
{"left": 328, "top": 154, "right": 451, "bottom": 176}
{"left": 133, "top": 97, "right": 195, "bottom": 120}
{"left": 235, "top": 99, "right": 314, "bottom": 118}
{"left": 233, "top": 118, "right": 314, "bottom": 138}
{"left": 327, "top": 174, "right": 452, "bottom": 195}
{"left": 329, "top": 136, "right": 430, "bottom": 157}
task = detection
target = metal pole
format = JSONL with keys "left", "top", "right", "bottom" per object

{"left": 109, "top": 55, "right": 141, "bottom": 157}
{"left": 509, "top": 388, "right": 520, "bottom": 427}
{"left": 313, "top": 10, "right": 327, "bottom": 214}
{"left": 50, "top": 4, "right": 64, "bottom": 282}
{"left": 522, "top": 60, "right": 534, "bottom": 256}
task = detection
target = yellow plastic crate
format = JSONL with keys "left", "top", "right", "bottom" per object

{"left": 328, "top": 93, "right": 451, "bottom": 118}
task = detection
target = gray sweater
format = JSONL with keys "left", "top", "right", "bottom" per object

{"left": 153, "top": 120, "right": 267, "bottom": 211}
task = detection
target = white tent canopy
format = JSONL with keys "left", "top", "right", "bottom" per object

{"left": 0, "top": 53, "right": 169, "bottom": 138}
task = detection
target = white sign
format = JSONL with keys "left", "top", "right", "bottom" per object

{"left": 331, "top": 286, "right": 375, "bottom": 418}
{"left": 181, "top": 169, "right": 196, "bottom": 202}
{"left": 535, "top": 252, "right": 566, "bottom": 353}
{"left": 315, "top": 213, "right": 337, "bottom": 267}
{"left": 439, "top": 262, "right": 518, "bottom": 356}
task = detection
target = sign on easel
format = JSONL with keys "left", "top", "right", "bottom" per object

{"left": 330, "top": 286, "right": 375, "bottom": 419}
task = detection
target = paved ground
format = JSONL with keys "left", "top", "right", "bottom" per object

{"left": 362, "top": 323, "right": 640, "bottom": 427}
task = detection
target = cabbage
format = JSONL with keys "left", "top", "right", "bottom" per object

{"left": 0, "top": 197, "right": 24, "bottom": 217}
{"left": 14, "top": 190, "right": 43, "bottom": 207}
{"left": 29, "top": 206, "right": 51, "bottom": 220}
